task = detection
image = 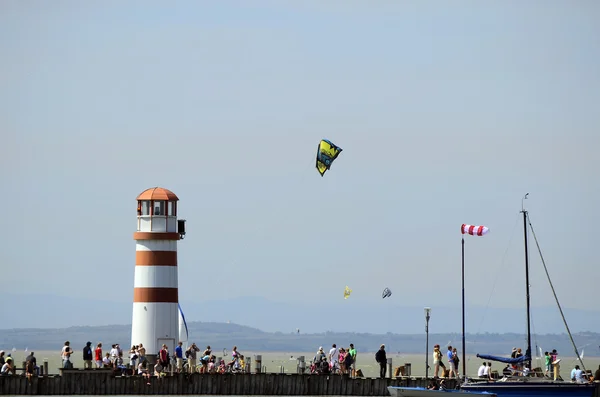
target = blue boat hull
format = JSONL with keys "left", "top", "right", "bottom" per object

{"left": 460, "top": 381, "right": 596, "bottom": 397}
{"left": 388, "top": 386, "right": 496, "bottom": 396}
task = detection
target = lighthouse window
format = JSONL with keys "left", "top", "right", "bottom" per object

{"left": 140, "top": 201, "right": 151, "bottom": 216}
{"left": 167, "top": 201, "right": 174, "bottom": 216}
{"left": 154, "top": 200, "right": 165, "bottom": 216}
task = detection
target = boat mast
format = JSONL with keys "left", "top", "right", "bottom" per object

{"left": 521, "top": 193, "right": 532, "bottom": 369}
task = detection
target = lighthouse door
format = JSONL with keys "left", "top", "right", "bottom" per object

{"left": 157, "top": 337, "right": 176, "bottom": 356}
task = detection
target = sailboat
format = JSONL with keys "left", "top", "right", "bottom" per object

{"left": 459, "top": 195, "right": 596, "bottom": 397}
{"left": 178, "top": 303, "right": 189, "bottom": 349}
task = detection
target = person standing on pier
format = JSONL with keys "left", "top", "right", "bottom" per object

{"left": 25, "top": 352, "right": 37, "bottom": 382}
{"left": 83, "top": 342, "right": 93, "bottom": 369}
{"left": 109, "top": 344, "right": 119, "bottom": 365}
{"left": 451, "top": 347, "right": 460, "bottom": 378}
{"left": 61, "top": 341, "right": 73, "bottom": 369}
{"left": 551, "top": 349, "right": 561, "bottom": 381}
{"left": 94, "top": 343, "right": 103, "bottom": 368}
{"left": 186, "top": 343, "right": 200, "bottom": 373}
{"left": 447, "top": 346, "right": 456, "bottom": 378}
{"left": 158, "top": 344, "right": 169, "bottom": 370}
{"left": 25, "top": 353, "right": 35, "bottom": 383}
{"left": 137, "top": 344, "right": 146, "bottom": 363}
{"left": 348, "top": 344, "right": 357, "bottom": 376}
{"left": 432, "top": 345, "right": 443, "bottom": 378}
{"left": 129, "top": 346, "right": 139, "bottom": 370}
{"left": 375, "top": 344, "right": 387, "bottom": 379}
{"left": 175, "top": 342, "right": 184, "bottom": 373}
{"left": 328, "top": 344, "right": 339, "bottom": 373}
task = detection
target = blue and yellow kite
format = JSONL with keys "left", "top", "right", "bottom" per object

{"left": 315, "top": 139, "right": 343, "bottom": 177}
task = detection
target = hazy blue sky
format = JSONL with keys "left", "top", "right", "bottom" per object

{"left": 1, "top": 1, "right": 599, "bottom": 331}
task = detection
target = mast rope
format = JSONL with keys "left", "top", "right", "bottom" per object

{"left": 471, "top": 213, "right": 520, "bottom": 346}
{"left": 527, "top": 214, "right": 586, "bottom": 372}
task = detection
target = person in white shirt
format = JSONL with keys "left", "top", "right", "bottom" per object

{"left": 484, "top": 362, "right": 492, "bottom": 379}
{"left": 328, "top": 344, "right": 339, "bottom": 373}
{"left": 154, "top": 360, "right": 164, "bottom": 378}
{"left": 570, "top": 366, "right": 578, "bottom": 381}
{"left": 61, "top": 341, "right": 73, "bottom": 369}
{"left": 572, "top": 365, "right": 586, "bottom": 383}
{"left": 1, "top": 358, "right": 13, "bottom": 375}
{"left": 478, "top": 362, "right": 487, "bottom": 378}
{"left": 109, "top": 345, "right": 119, "bottom": 365}
{"left": 102, "top": 353, "right": 111, "bottom": 367}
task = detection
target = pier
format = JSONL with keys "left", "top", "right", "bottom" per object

{"left": 2, "top": 372, "right": 600, "bottom": 396}
{"left": 1, "top": 371, "right": 447, "bottom": 396}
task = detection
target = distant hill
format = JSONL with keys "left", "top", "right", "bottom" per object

{"left": 0, "top": 321, "right": 598, "bottom": 357}
{"left": 1, "top": 293, "right": 598, "bottom": 335}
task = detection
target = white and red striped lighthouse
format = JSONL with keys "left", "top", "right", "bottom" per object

{"left": 131, "top": 187, "right": 186, "bottom": 362}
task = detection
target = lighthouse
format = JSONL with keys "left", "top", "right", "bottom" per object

{"left": 131, "top": 187, "right": 186, "bottom": 364}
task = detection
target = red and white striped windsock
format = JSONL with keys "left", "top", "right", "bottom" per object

{"left": 461, "top": 224, "right": 489, "bottom": 236}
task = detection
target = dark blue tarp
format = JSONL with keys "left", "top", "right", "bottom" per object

{"left": 476, "top": 353, "right": 531, "bottom": 364}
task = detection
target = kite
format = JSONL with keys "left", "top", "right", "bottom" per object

{"left": 461, "top": 224, "right": 489, "bottom": 236}
{"left": 343, "top": 286, "right": 352, "bottom": 299}
{"left": 382, "top": 287, "right": 392, "bottom": 299}
{"left": 316, "top": 139, "right": 343, "bottom": 176}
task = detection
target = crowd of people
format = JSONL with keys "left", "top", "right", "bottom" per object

{"left": 3, "top": 340, "right": 600, "bottom": 385}
{"left": 432, "top": 344, "right": 461, "bottom": 379}
{"left": 60, "top": 340, "right": 248, "bottom": 381}
{"left": 308, "top": 343, "right": 358, "bottom": 376}
{"left": 0, "top": 350, "right": 38, "bottom": 383}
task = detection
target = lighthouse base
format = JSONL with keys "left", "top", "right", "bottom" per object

{"left": 131, "top": 302, "right": 179, "bottom": 360}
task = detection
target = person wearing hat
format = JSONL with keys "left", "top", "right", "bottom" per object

{"left": 83, "top": 342, "right": 93, "bottom": 369}
{"left": 375, "top": 344, "right": 387, "bottom": 379}
{"left": 509, "top": 348, "right": 520, "bottom": 374}
{"left": 313, "top": 347, "right": 326, "bottom": 364}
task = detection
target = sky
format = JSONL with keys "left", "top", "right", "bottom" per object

{"left": 1, "top": 0, "right": 599, "bottom": 332}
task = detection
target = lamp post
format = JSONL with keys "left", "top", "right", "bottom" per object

{"left": 424, "top": 307, "right": 431, "bottom": 381}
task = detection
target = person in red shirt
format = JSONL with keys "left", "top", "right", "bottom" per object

{"left": 159, "top": 344, "right": 169, "bottom": 368}
{"left": 94, "top": 343, "right": 103, "bottom": 368}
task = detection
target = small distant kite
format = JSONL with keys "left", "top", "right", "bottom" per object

{"left": 461, "top": 224, "right": 489, "bottom": 236}
{"left": 382, "top": 287, "right": 392, "bottom": 299}
{"left": 316, "top": 139, "right": 343, "bottom": 176}
{"left": 343, "top": 286, "right": 352, "bottom": 299}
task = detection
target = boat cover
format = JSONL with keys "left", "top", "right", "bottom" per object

{"left": 476, "top": 353, "right": 530, "bottom": 364}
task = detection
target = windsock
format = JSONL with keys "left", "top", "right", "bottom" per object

{"left": 461, "top": 224, "right": 489, "bottom": 236}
